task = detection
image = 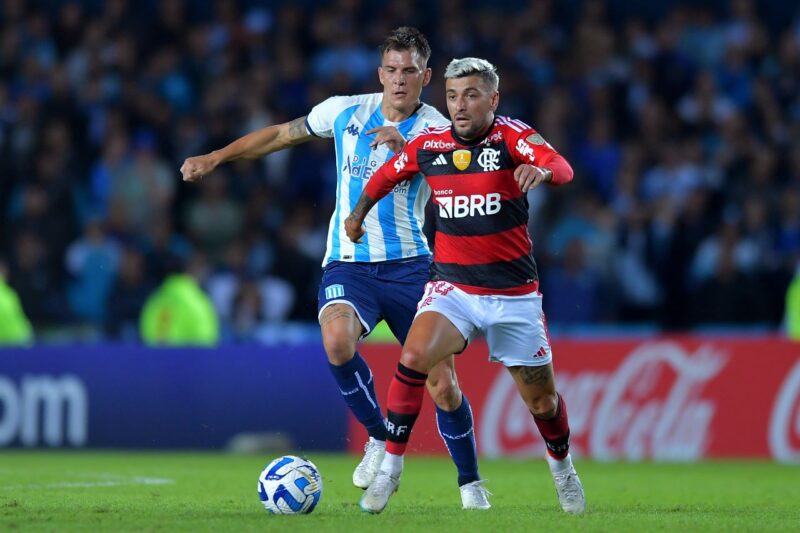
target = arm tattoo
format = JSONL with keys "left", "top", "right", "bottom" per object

{"left": 349, "top": 192, "right": 378, "bottom": 221}
{"left": 288, "top": 116, "right": 309, "bottom": 140}
{"left": 518, "top": 365, "right": 553, "bottom": 387}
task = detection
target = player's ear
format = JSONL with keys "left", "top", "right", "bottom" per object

{"left": 490, "top": 90, "right": 500, "bottom": 111}
{"left": 422, "top": 67, "right": 432, "bottom": 87}
{"left": 378, "top": 66, "right": 386, "bottom": 86}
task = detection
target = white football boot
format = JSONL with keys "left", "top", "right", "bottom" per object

{"left": 359, "top": 469, "right": 401, "bottom": 513}
{"left": 460, "top": 480, "right": 492, "bottom": 510}
{"left": 548, "top": 454, "right": 586, "bottom": 514}
{"left": 352, "top": 437, "right": 386, "bottom": 489}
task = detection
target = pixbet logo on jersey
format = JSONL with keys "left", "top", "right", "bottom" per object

{"left": 423, "top": 139, "right": 456, "bottom": 150}
{"left": 435, "top": 192, "right": 501, "bottom": 219}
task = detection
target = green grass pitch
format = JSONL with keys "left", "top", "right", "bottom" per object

{"left": 1, "top": 451, "right": 798, "bottom": 531}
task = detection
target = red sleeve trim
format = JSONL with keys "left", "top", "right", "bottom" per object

{"left": 542, "top": 153, "right": 573, "bottom": 185}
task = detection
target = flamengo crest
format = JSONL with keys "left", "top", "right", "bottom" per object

{"left": 477, "top": 148, "right": 501, "bottom": 171}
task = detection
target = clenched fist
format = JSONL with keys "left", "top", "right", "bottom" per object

{"left": 180, "top": 153, "right": 220, "bottom": 182}
{"left": 513, "top": 164, "right": 552, "bottom": 193}
{"left": 344, "top": 214, "right": 365, "bottom": 243}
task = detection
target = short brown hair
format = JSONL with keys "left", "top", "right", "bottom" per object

{"left": 379, "top": 26, "right": 431, "bottom": 63}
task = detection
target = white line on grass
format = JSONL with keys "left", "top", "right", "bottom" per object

{"left": 0, "top": 476, "right": 174, "bottom": 490}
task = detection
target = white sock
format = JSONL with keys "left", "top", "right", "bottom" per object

{"left": 546, "top": 452, "right": 572, "bottom": 474}
{"left": 381, "top": 452, "right": 404, "bottom": 476}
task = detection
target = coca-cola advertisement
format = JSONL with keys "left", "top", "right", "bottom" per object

{"left": 354, "top": 337, "right": 800, "bottom": 462}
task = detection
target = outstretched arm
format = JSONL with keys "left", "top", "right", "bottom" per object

{"left": 180, "top": 116, "right": 313, "bottom": 182}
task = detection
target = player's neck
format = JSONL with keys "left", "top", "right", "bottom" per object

{"left": 381, "top": 100, "right": 422, "bottom": 123}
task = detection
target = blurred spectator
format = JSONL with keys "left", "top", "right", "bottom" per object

{"left": 183, "top": 171, "right": 244, "bottom": 260}
{"left": 7, "top": 231, "right": 66, "bottom": 326}
{"left": 139, "top": 254, "right": 219, "bottom": 346}
{"left": 542, "top": 239, "right": 603, "bottom": 325}
{"left": 272, "top": 205, "right": 323, "bottom": 321}
{"left": 9, "top": 162, "right": 79, "bottom": 264}
{"left": 574, "top": 115, "right": 622, "bottom": 202}
{"left": 141, "top": 217, "right": 192, "bottom": 281}
{"left": 106, "top": 246, "right": 153, "bottom": 340}
{"left": 65, "top": 218, "right": 121, "bottom": 324}
{"left": 1, "top": 0, "right": 799, "bottom": 339}
{"left": 784, "top": 262, "right": 800, "bottom": 339}
{"left": 660, "top": 187, "right": 715, "bottom": 329}
{"left": 0, "top": 259, "right": 33, "bottom": 345}
{"left": 106, "top": 131, "right": 175, "bottom": 232}
{"left": 208, "top": 239, "right": 252, "bottom": 321}
{"left": 230, "top": 278, "right": 264, "bottom": 338}
{"left": 546, "top": 192, "right": 614, "bottom": 273}
{"left": 691, "top": 243, "right": 765, "bottom": 324}
{"left": 677, "top": 70, "right": 737, "bottom": 130}
{"left": 613, "top": 205, "right": 664, "bottom": 322}
{"left": 690, "top": 217, "right": 759, "bottom": 287}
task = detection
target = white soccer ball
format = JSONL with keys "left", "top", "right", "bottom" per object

{"left": 257, "top": 455, "right": 323, "bottom": 514}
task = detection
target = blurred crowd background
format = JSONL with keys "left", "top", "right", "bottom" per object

{"left": 2, "top": 0, "right": 800, "bottom": 343}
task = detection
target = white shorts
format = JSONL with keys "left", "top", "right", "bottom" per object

{"left": 415, "top": 281, "right": 553, "bottom": 367}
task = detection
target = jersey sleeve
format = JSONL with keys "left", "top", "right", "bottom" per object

{"left": 365, "top": 136, "right": 423, "bottom": 201}
{"left": 506, "top": 121, "right": 573, "bottom": 185}
{"left": 421, "top": 105, "right": 450, "bottom": 128}
{"left": 507, "top": 124, "right": 560, "bottom": 168}
{"left": 305, "top": 96, "right": 352, "bottom": 138}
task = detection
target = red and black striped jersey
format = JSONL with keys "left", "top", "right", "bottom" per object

{"left": 365, "top": 116, "right": 573, "bottom": 296}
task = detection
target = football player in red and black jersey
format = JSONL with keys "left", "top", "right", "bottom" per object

{"left": 346, "top": 57, "right": 585, "bottom": 514}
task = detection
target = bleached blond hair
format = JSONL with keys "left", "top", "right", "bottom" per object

{"left": 444, "top": 57, "right": 499, "bottom": 91}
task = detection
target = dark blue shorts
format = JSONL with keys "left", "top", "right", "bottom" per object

{"left": 317, "top": 256, "right": 431, "bottom": 345}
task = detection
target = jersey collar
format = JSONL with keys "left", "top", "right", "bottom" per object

{"left": 380, "top": 101, "right": 424, "bottom": 125}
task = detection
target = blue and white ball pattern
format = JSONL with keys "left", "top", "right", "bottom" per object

{"left": 258, "top": 455, "right": 323, "bottom": 514}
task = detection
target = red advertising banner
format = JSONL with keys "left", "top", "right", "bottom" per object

{"left": 353, "top": 337, "right": 800, "bottom": 462}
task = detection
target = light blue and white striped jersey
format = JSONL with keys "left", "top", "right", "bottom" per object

{"left": 305, "top": 93, "right": 449, "bottom": 266}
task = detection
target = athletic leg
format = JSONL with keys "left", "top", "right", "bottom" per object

{"left": 486, "top": 292, "right": 584, "bottom": 514}
{"left": 319, "top": 262, "right": 387, "bottom": 489}
{"left": 381, "top": 267, "right": 482, "bottom": 497}
{"left": 319, "top": 303, "right": 388, "bottom": 488}
{"left": 360, "top": 310, "right": 465, "bottom": 513}
{"left": 507, "top": 363, "right": 585, "bottom": 514}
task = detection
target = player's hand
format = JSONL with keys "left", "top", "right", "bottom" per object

{"left": 514, "top": 164, "right": 552, "bottom": 192}
{"left": 180, "top": 153, "right": 220, "bottom": 182}
{"left": 344, "top": 214, "right": 365, "bottom": 243}
{"left": 367, "top": 126, "right": 406, "bottom": 153}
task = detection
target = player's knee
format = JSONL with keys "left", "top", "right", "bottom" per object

{"left": 527, "top": 392, "right": 558, "bottom": 419}
{"left": 322, "top": 330, "right": 357, "bottom": 365}
{"left": 399, "top": 345, "right": 431, "bottom": 374}
{"left": 426, "top": 374, "right": 461, "bottom": 410}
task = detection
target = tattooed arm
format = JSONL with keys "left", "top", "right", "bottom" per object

{"left": 180, "top": 116, "right": 313, "bottom": 182}
{"left": 344, "top": 192, "right": 379, "bottom": 243}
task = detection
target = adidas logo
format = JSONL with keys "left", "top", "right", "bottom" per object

{"left": 432, "top": 153, "right": 447, "bottom": 166}
{"left": 534, "top": 346, "right": 548, "bottom": 358}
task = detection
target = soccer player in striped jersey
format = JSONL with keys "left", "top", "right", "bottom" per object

{"left": 346, "top": 58, "right": 586, "bottom": 514}
{"left": 180, "top": 28, "right": 488, "bottom": 509}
